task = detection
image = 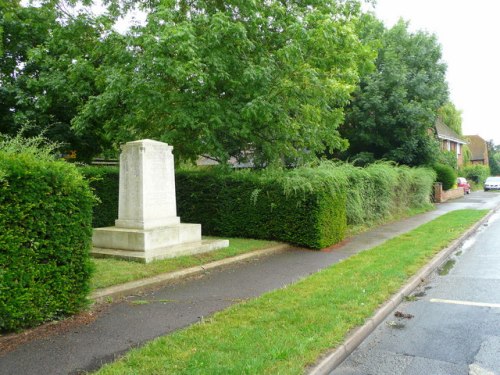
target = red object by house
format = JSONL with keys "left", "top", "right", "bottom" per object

{"left": 457, "top": 177, "right": 471, "bottom": 194}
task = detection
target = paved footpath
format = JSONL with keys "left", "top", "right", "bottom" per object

{"left": 1, "top": 192, "right": 499, "bottom": 375}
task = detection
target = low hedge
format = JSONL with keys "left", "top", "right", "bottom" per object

{"left": 433, "top": 163, "right": 456, "bottom": 190}
{"left": 0, "top": 152, "right": 94, "bottom": 332}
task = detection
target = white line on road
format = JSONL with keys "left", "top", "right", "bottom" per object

{"left": 430, "top": 298, "right": 500, "bottom": 309}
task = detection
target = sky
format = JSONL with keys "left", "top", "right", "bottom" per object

{"left": 369, "top": 0, "right": 500, "bottom": 145}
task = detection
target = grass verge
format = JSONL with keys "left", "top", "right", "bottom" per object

{"left": 95, "top": 209, "right": 487, "bottom": 375}
{"left": 91, "top": 237, "right": 280, "bottom": 290}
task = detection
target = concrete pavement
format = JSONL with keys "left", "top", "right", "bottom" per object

{"left": 1, "top": 191, "right": 499, "bottom": 375}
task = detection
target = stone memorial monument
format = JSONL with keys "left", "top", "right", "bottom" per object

{"left": 92, "top": 139, "right": 228, "bottom": 263}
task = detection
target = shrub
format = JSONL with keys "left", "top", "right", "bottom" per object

{"left": 84, "top": 162, "right": 435, "bottom": 248}
{"left": 176, "top": 169, "right": 347, "bottom": 249}
{"left": 80, "top": 166, "right": 119, "bottom": 228}
{"left": 432, "top": 163, "right": 457, "bottom": 190}
{"left": 460, "top": 164, "right": 490, "bottom": 185}
{"left": 0, "top": 152, "right": 94, "bottom": 332}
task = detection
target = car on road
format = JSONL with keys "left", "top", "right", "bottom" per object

{"left": 457, "top": 177, "right": 471, "bottom": 194}
{"left": 484, "top": 176, "right": 500, "bottom": 191}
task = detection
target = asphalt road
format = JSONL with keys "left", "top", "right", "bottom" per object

{"left": 1, "top": 191, "right": 499, "bottom": 375}
{"left": 333, "top": 193, "right": 500, "bottom": 375}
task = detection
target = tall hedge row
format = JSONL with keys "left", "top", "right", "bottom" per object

{"left": 82, "top": 162, "right": 435, "bottom": 249}
{"left": 279, "top": 162, "right": 435, "bottom": 227}
{"left": 175, "top": 170, "right": 347, "bottom": 249}
{"left": 0, "top": 152, "right": 94, "bottom": 332}
{"left": 80, "top": 166, "right": 119, "bottom": 228}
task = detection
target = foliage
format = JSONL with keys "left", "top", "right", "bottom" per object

{"left": 308, "top": 162, "right": 435, "bottom": 226}
{"left": 175, "top": 169, "right": 347, "bottom": 249}
{"left": 487, "top": 140, "right": 500, "bottom": 176}
{"left": 437, "top": 102, "right": 463, "bottom": 135}
{"left": 80, "top": 166, "right": 119, "bottom": 228}
{"left": 0, "top": 2, "right": 118, "bottom": 161}
{"left": 84, "top": 162, "right": 435, "bottom": 247}
{"left": 462, "top": 144, "right": 472, "bottom": 165}
{"left": 73, "top": 0, "right": 375, "bottom": 167}
{"left": 341, "top": 19, "right": 448, "bottom": 166}
{"left": 0, "top": 130, "right": 61, "bottom": 161}
{"left": 437, "top": 151, "right": 458, "bottom": 170}
{"left": 95, "top": 210, "right": 486, "bottom": 375}
{"left": 460, "top": 164, "right": 490, "bottom": 185}
{"left": 432, "top": 163, "right": 457, "bottom": 190}
{"left": 0, "top": 151, "right": 94, "bottom": 331}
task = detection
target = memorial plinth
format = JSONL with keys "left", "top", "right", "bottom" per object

{"left": 91, "top": 139, "right": 228, "bottom": 263}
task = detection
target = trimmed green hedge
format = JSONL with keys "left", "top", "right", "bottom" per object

{"left": 81, "top": 166, "right": 347, "bottom": 249}
{"left": 175, "top": 170, "right": 347, "bottom": 249}
{"left": 433, "top": 163, "right": 457, "bottom": 190}
{"left": 0, "top": 152, "right": 94, "bottom": 332}
{"left": 80, "top": 166, "right": 119, "bottom": 228}
{"left": 82, "top": 162, "right": 435, "bottom": 249}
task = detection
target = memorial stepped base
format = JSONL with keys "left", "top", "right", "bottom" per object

{"left": 92, "top": 239, "right": 229, "bottom": 263}
{"left": 92, "top": 223, "right": 229, "bottom": 263}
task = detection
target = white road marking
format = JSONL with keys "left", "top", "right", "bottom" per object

{"left": 430, "top": 298, "right": 500, "bottom": 309}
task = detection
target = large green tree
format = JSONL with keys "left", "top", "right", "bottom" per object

{"left": 341, "top": 19, "right": 449, "bottom": 166}
{"left": 487, "top": 140, "right": 500, "bottom": 175}
{"left": 438, "top": 101, "right": 462, "bottom": 135}
{"left": 73, "top": 0, "right": 374, "bottom": 166}
{"left": 0, "top": 1, "right": 118, "bottom": 161}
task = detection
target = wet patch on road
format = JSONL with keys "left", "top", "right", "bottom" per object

{"left": 438, "top": 259, "right": 456, "bottom": 276}
{"left": 386, "top": 321, "right": 406, "bottom": 329}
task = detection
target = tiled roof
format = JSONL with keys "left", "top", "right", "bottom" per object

{"left": 465, "top": 135, "right": 488, "bottom": 161}
{"left": 435, "top": 119, "right": 466, "bottom": 144}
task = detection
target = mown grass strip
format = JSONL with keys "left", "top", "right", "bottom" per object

{"left": 91, "top": 237, "right": 280, "bottom": 290}
{"left": 95, "top": 209, "right": 487, "bottom": 375}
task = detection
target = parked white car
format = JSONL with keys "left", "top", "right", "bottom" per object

{"left": 484, "top": 176, "right": 500, "bottom": 191}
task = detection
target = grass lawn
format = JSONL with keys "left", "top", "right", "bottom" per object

{"left": 91, "top": 237, "right": 281, "bottom": 290}
{"left": 95, "top": 209, "right": 487, "bottom": 375}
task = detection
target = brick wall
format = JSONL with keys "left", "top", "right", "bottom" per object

{"left": 434, "top": 183, "right": 465, "bottom": 203}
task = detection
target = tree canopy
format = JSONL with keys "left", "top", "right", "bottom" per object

{"left": 1, "top": 2, "right": 455, "bottom": 167}
{"left": 438, "top": 101, "right": 463, "bottom": 135}
{"left": 341, "top": 19, "right": 449, "bottom": 166}
{"left": 0, "top": 1, "right": 118, "bottom": 160}
{"left": 72, "top": 0, "right": 374, "bottom": 166}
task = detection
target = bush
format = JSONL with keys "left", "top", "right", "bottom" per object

{"left": 432, "top": 163, "right": 457, "bottom": 190}
{"left": 0, "top": 152, "right": 94, "bottom": 332}
{"left": 460, "top": 164, "right": 490, "bottom": 185}
{"left": 84, "top": 162, "right": 435, "bottom": 248}
{"left": 176, "top": 169, "right": 347, "bottom": 249}
{"left": 285, "top": 162, "right": 434, "bottom": 227}
{"left": 80, "top": 166, "right": 119, "bottom": 228}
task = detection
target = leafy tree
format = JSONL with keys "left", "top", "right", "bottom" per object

{"left": 487, "top": 140, "right": 500, "bottom": 175}
{"left": 0, "top": 1, "right": 119, "bottom": 161}
{"left": 341, "top": 20, "right": 448, "bottom": 166}
{"left": 438, "top": 101, "right": 463, "bottom": 135}
{"left": 73, "top": 0, "right": 374, "bottom": 166}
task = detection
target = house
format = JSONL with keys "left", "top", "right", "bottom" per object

{"left": 435, "top": 119, "right": 467, "bottom": 167}
{"left": 465, "top": 135, "right": 489, "bottom": 166}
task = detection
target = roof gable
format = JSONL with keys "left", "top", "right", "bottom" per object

{"left": 465, "top": 135, "right": 488, "bottom": 161}
{"left": 435, "top": 118, "right": 466, "bottom": 144}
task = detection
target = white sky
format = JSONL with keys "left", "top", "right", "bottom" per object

{"left": 370, "top": 0, "right": 500, "bottom": 145}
